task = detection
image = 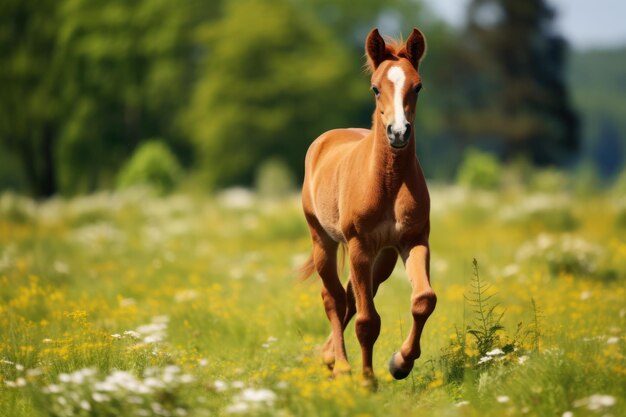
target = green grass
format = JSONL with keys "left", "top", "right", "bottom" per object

{"left": 0, "top": 187, "right": 624, "bottom": 417}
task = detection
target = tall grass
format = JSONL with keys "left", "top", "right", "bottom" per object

{"left": 0, "top": 187, "right": 624, "bottom": 416}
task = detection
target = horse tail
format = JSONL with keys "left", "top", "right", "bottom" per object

{"left": 298, "top": 253, "right": 316, "bottom": 281}
{"left": 298, "top": 244, "right": 347, "bottom": 281}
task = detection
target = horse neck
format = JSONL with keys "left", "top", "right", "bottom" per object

{"left": 366, "top": 114, "right": 416, "bottom": 192}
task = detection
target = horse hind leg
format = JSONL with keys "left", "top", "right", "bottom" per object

{"left": 312, "top": 238, "right": 350, "bottom": 376}
{"left": 321, "top": 247, "right": 397, "bottom": 368}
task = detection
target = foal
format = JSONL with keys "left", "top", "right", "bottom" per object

{"left": 300, "top": 28, "right": 436, "bottom": 384}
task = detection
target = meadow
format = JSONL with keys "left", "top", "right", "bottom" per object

{"left": 0, "top": 183, "right": 624, "bottom": 417}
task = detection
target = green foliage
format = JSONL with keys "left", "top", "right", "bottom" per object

{"left": 255, "top": 159, "right": 296, "bottom": 198}
{"left": 184, "top": 0, "right": 360, "bottom": 188}
{"left": 441, "top": 259, "right": 534, "bottom": 386}
{"left": 466, "top": 259, "right": 505, "bottom": 357}
{"left": 457, "top": 148, "right": 502, "bottom": 189}
{"left": 116, "top": 141, "right": 182, "bottom": 194}
{"left": 571, "top": 47, "right": 626, "bottom": 179}
{"left": 529, "top": 168, "right": 570, "bottom": 193}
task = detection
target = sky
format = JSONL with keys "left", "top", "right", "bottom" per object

{"left": 425, "top": 0, "right": 626, "bottom": 50}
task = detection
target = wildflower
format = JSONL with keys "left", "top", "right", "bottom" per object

{"left": 496, "top": 395, "right": 510, "bottom": 403}
{"left": 214, "top": 380, "right": 228, "bottom": 392}
{"left": 92, "top": 393, "right": 109, "bottom": 402}
{"left": 607, "top": 337, "right": 619, "bottom": 344}
{"left": 44, "top": 384, "right": 63, "bottom": 394}
{"left": 573, "top": 394, "right": 616, "bottom": 410}
{"left": 580, "top": 291, "right": 592, "bottom": 301}
{"left": 15, "top": 364, "right": 24, "bottom": 371}
{"left": 111, "top": 333, "right": 122, "bottom": 339}
{"left": 119, "top": 298, "right": 136, "bottom": 307}
{"left": 225, "top": 388, "right": 277, "bottom": 414}
{"left": 455, "top": 400, "right": 470, "bottom": 407}
{"left": 239, "top": 388, "right": 277, "bottom": 403}
{"left": 486, "top": 348, "right": 505, "bottom": 356}
{"left": 478, "top": 356, "right": 493, "bottom": 364}
{"left": 225, "top": 402, "right": 250, "bottom": 414}
{"left": 124, "top": 330, "right": 141, "bottom": 339}
{"left": 562, "top": 412, "right": 573, "bottom": 417}
{"left": 198, "top": 358, "right": 209, "bottom": 367}
{"left": 518, "top": 355, "right": 529, "bottom": 364}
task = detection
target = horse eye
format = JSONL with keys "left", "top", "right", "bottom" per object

{"left": 371, "top": 86, "right": 380, "bottom": 96}
{"left": 415, "top": 84, "right": 423, "bottom": 94}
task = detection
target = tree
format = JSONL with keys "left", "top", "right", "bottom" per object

{"left": 457, "top": 0, "right": 579, "bottom": 165}
{"left": 184, "top": 0, "right": 360, "bottom": 187}
{"left": 55, "top": 0, "right": 203, "bottom": 193}
{"left": 0, "top": 0, "right": 64, "bottom": 197}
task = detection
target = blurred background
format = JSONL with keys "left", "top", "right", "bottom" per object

{"left": 1, "top": 0, "right": 625, "bottom": 198}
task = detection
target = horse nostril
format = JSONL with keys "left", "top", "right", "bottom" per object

{"left": 403, "top": 123, "right": 411, "bottom": 140}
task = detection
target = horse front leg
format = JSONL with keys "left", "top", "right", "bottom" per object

{"left": 389, "top": 243, "right": 437, "bottom": 379}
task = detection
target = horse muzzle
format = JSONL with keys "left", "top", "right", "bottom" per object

{"left": 387, "top": 123, "right": 411, "bottom": 149}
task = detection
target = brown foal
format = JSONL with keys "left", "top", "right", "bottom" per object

{"left": 300, "top": 28, "right": 436, "bottom": 384}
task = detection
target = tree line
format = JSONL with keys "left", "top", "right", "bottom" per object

{"left": 0, "top": 0, "right": 579, "bottom": 197}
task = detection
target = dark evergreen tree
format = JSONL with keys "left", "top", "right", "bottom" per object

{"left": 460, "top": 0, "right": 580, "bottom": 165}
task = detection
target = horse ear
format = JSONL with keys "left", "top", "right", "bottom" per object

{"left": 365, "top": 28, "right": 387, "bottom": 71}
{"left": 404, "top": 28, "right": 426, "bottom": 69}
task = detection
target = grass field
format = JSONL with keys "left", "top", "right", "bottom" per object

{"left": 1, "top": 185, "right": 625, "bottom": 417}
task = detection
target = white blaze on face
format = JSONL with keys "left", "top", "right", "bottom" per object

{"left": 386, "top": 66, "right": 408, "bottom": 133}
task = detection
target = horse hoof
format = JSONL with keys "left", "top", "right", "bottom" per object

{"left": 361, "top": 375, "right": 378, "bottom": 392}
{"left": 388, "top": 352, "right": 413, "bottom": 380}
{"left": 332, "top": 360, "right": 352, "bottom": 378}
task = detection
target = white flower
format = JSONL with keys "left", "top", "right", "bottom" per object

{"left": 111, "top": 333, "right": 122, "bottom": 339}
{"left": 239, "top": 388, "right": 276, "bottom": 404}
{"left": 119, "top": 298, "right": 136, "bottom": 307}
{"left": 225, "top": 402, "right": 250, "bottom": 414}
{"left": 198, "top": 358, "right": 209, "bottom": 367}
{"left": 455, "top": 400, "right": 470, "bottom": 407}
{"left": 478, "top": 356, "right": 493, "bottom": 364}
{"left": 580, "top": 291, "right": 592, "bottom": 301}
{"left": 44, "top": 384, "right": 62, "bottom": 393}
{"left": 518, "top": 355, "right": 529, "bottom": 364}
{"left": 92, "top": 392, "right": 109, "bottom": 402}
{"left": 496, "top": 395, "right": 510, "bottom": 403}
{"left": 214, "top": 380, "right": 228, "bottom": 392}
{"left": 80, "top": 400, "right": 91, "bottom": 411}
{"left": 124, "top": 330, "right": 141, "bottom": 339}
{"left": 573, "top": 394, "right": 616, "bottom": 410}
{"left": 486, "top": 348, "right": 505, "bottom": 356}
{"left": 231, "top": 381, "right": 245, "bottom": 389}
{"left": 15, "top": 364, "right": 24, "bottom": 371}
{"left": 180, "top": 374, "right": 194, "bottom": 384}
{"left": 607, "top": 337, "right": 619, "bottom": 344}
{"left": 562, "top": 412, "right": 573, "bottom": 417}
